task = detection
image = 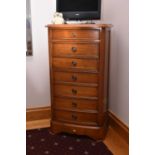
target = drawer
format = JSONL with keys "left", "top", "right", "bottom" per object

{"left": 53, "top": 72, "right": 98, "bottom": 84}
{"left": 53, "top": 110, "right": 97, "bottom": 124}
{"left": 51, "top": 121, "right": 103, "bottom": 138}
{"left": 52, "top": 58, "right": 98, "bottom": 71}
{"left": 54, "top": 84, "right": 98, "bottom": 98}
{"left": 52, "top": 43, "right": 99, "bottom": 58}
{"left": 51, "top": 29, "right": 99, "bottom": 40}
{"left": 54, "top": 97, "right": 98, "bottom": 111}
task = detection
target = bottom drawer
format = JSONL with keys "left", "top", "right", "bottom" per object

{"left": 53, "top": 110, "right": 97, "bottom": 125}
{"left": 51, "top": 121, "right": 104, "bottom": 140}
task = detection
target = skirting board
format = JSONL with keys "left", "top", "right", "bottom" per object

{"left": 26, "top": 106, "right": 51, "bottom": 130}
{"left": 26, "top": 106, "right": 129, "bottom": 143}
{"left": 108, "top": 111, "right": 129, "bottom": 144}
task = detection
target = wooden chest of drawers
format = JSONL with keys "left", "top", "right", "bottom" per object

{"left": 47, "top": 24, "right": 112, "bottom": 140}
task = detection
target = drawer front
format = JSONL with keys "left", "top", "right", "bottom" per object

{"left": 51, "top": 121, "right": 103, "bottom": 138}
{"left": 54, "top": 72, "right": 98, "bottom": 84}
{"left": 53, "top": 110, "right": 97, "bottom": 124}
{"left": 51, "top": 29, "right": 99, "bottom": 40}
{"left": 52, "top": 43, "right": 99, "bottom": 58}
{"left": 54, "top": 85, "right": 98, "bottom": 98}
{"left": 52, "top": 58, "right": 98, "bottom": 71}
{"left": 54, "top": 98, "right": 98, "bottom": 111}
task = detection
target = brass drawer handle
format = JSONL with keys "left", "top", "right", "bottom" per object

{"left": 72, "top": 75, "right": 77, "bottom": 81}
{"left": 71, "top": 61, "right": 77, "bottom": 67}
{"left": 72, "top": 129, "right": 76, "bottom": 133}
{"left": 72, "top": 89, "right": 77, "bottom": 95}
{"left": 71, "top": 47, "right": 77, "bottom": 52}
{"left": 72, "top": 102, "right": 77, "bottom": 108}
{"left": 71, "top": 114, "right": 77, "bottom": 120}
{"left": 72, "top": 32, "right": 76, "bottom": 37}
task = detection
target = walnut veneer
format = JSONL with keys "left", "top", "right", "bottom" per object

{"left": 47, "top": 24, "right": 112, "bottom": 140}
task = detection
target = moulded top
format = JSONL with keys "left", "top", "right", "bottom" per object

{"left": 46, "top": 23, "right": 113, "bottom": 29}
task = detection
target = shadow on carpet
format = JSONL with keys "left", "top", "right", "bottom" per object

{"left": 26, "top": 128, "right": 113, "bottom": 155}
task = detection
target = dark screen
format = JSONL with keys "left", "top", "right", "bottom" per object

{"left": 57, "top": 0, "right": 98, "bottom": 12}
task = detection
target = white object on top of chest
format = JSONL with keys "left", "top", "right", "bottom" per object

{"left": 52, "top": 12, "right": 64, "bottom": 24}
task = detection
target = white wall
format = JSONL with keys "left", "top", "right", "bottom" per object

{"left": 102, "top": 0, "right": 129, "bottom": 125}
{"left": 26, "top": 0, "right": 56, "bottom": 108}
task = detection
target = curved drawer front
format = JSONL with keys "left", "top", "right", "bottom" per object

{"left": 54, "top": 84, "right": 98, "bottom": 98}
{"left": 51, "top": 121, "right": 103, "bottom": 139}
{"left": 52, "top": 58, "right": 98, "bottom": 71}
{"left": 54, "top": 97, "right": 98, "bottom": 111}
{"left": 53, "top": 72, "right": 98, "bottom": 84}
{"left": 51, "top": 29, "right": 99, "bottom": 40}
{"left": 52, "top": 43, "right": 99, "bottom": 58}
{"left": 53, "top": 110, "right": 97, "bottom": 125}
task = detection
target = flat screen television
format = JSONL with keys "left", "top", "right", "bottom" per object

{"left": 56, "top": 0, "right": 101, "bottom": 20}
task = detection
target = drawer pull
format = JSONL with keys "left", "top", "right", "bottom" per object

{"left": 72, "top": 129, "right": 76, "bottom": 133}
{"left": 72, "top": 89, "right": 77, "bottom": 95}
{"left": 72, "top": 32, "right": 76, "bottom": 37}
{"left": 72, "top": 114, "right": 77, "bottom": 120}
{"left": 71, "top": 47, "right": 77, "bottom": 52}
{"left": 71, "top": 61, "right": 77, "bottom": 67}
{"left": 72, "top": 102, "right": 77, "bottom": 108}
{"left": 72, "top": 75, "right": 77, "bottom": 81}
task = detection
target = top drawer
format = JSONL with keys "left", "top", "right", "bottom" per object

{"left": 51, "top": 29, "right": 100, "bottom": 40}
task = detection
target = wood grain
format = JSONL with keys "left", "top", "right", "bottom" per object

{"left": 54, "top": 84, "right": 98, "bottom": 98}
{"left": 26, "top": 106, "right": 51, "bottom": 121}
{"left": 104, "top": 127, "right": 129, "bottom": 155}
{"left": 26, "top": 119, "right": 50, "bottom": 130}
{"left": 46, "top": 24, "right": 113, "bottom": 29}
{"left": 53, "top": 71, "right": 98, "bottom": 84}
{"left": 53, "top": 110, "right": 97, "bottom": 125}
{"left": 52, "top": 43, "right": 99, "bottom": 59}
{"left": 47, "top": 24, "right": 111, "bottom": 140}
{"left": 108, "top": 111, "right": 129, "bottom": 144}
{"left": 54, "top": 97, "right": 98, "bottom": 111}
{"left": 51, "top": 121, "right": 104, "bottom": 140}
{"left": 52, "top": 58, "right": 99, "bottom": 71}
{"left": 26, "top": 106, "right": 51, "bottom": 130}
{"left": 51, "top": 29, "right": 99, "bottom": 40}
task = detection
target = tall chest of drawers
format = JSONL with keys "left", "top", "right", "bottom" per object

{"left": 47, "top": 24, "right": 112, "bottom": 140}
